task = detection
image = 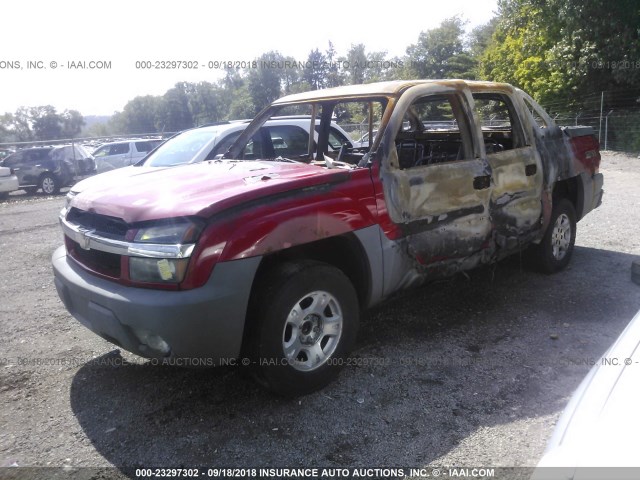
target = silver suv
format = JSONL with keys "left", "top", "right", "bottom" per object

{"left": 93, "top": 139, "right": 163, "bottom": 173}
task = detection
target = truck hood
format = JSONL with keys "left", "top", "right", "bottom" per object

{"left": 70, "top": 161, "right": 350, "bottom": 224}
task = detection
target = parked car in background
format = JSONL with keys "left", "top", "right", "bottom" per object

{"left": 140, "top": 116, "right": 355, "bottom": 167}
{"left": 354, "top": 129, "right": 378, "bottom": 148}
{"left": 0, "top": 165, "right": 19, "bottom": 199}
{"left": 1, "top": 145, "right": 96, "bottom": 194}
{"left": 0, "top": 148, "right": 15, "bottom": 161}
{"left": 68, "top": 117, "right": 356, "bottom": 192}
{"left": 93, "top": 139, "right": 163, "bottom": 173}
{"left": 533, "top": 309, "right": 640, "bottom": 479}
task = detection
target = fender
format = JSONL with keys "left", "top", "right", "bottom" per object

{"left": 182, "top": 168, "right": 379, "bottom": 289}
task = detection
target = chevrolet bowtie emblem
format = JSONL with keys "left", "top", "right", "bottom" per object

{"left": 78, "top": 228, "right": 93, "bottom": 250}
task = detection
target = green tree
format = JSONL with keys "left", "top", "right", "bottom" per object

{"left": 0, "top": 109, "right": 33, "bottom": 142}
{"left": 84, "top": 122, "right": 112, "bottom": 138}
{"left": 229, "top": 85, "right": 256, "bottom": 119}
{"left": 364, "top": 50, "right": 398, "bottom": 82}
{"left": 247, "top": 52, "right": 285, "bottom": 114}
{"left": 325, "top": 41, "right": 343, "bottom": 88}
{"left": 303, "top": 48, "right": 327, "bottom": 90}
{"left": 188, "top": 81, "right": 229, "bottom": 126}
{"left": 406, "top": 16, "right": 475, "bottom": 79}
{"left": 155, "top": 83, "right": 193, "bottom": 132}
{"left": 117, "top": 95, "right": 160, "bottom": 134}
{"left": 30, "top": 106, "right": 62, "bottom": 141}
{"left": 468, "top": 18, "right": 499, "bottom": 59}
{"left": 222, "top": 68, "right": 244, "bottom": 91}
{"left": 281, "top": 56, "right": 305, "bottom": 94}
{"left": 61, "top": 110, "right": 85, "bottom": 138}
{"left": 479, "top": 1, "right": 556, "bottom": 102}
{"left": 0, "top": 114, "right": 10, "bottom": 142}
{"left": 342, "top": 44, "right": 367, "bottom": 84}
{"left": 478, "top": 0, "right": 640, "bottom": 107}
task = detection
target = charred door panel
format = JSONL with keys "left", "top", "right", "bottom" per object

{"left": 380, "top": 83, "right": 494, "bottom": 273}
{"left": 471, "top": 90, "right": 544, "bottom": 247}
{"left": 487, "top": 146, "right": 543, "bottom": 241}
{"left": 387, "top": 155, "right": 493, "bottom": 263}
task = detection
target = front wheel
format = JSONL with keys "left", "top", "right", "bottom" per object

{"left": 250, "top": 261, "right": 359, "bottom": 396}
{"left": 532, "top": 198, "right": 577, "bottom": 273}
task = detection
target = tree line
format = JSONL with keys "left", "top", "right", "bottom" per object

{"left": 1, "top": 0, "right": 639, "bottom": 145}
{"left": 0, "top": 107, "right": 84, "bottom": 143}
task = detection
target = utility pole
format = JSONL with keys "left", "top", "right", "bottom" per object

{"left": 605, "top": 110, "right": 614, "bottom": 151}
{"left": 598, "top": 91, "right": 604, "bottom": 143}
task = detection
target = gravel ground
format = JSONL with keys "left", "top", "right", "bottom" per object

{"left": 0, "top": 152, "right": 639, "bottom": 478}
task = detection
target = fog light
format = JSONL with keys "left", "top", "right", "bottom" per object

{"left": 134, "top": 328, "right": 171, "bottom": 355}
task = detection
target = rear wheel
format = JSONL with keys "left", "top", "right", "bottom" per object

{"left": 40, "top": 173, "right": 59, "bottom": 195}
{"left": 250, "top": 261, "right": 359, "bottom": 396}
{"left": 531, "top": 198, "right": 577, "bottom": 273}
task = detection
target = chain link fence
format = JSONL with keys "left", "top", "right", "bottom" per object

{"left": 542, "top": 91, "right": 640, "bottom": 154}
{"left": 550, "top": 112, "right": 640, "bottom": 153}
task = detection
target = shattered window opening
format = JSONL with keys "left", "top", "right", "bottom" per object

{"left": 394, "top": 94, "right": 472, "bottom": 169}
{"left": 472, "top": 93, "right": 527, "bottom": 154}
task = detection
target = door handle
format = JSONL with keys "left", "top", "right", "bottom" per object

{"left": 473, "top": 175, "right": 491, "bottom": 190}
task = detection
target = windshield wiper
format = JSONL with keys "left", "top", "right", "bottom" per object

{"left": 274, "top": 156, "right": 304, "bottom": 164}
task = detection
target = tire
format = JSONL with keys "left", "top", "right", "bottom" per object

{"left": 40, "top": 173, "right": 59, "bottom": 195}
{"left": 532, "top": 198, "right": 577, "bottom": 273}
{"left": 249, "top": 261, "right": 359, "bottom": 396}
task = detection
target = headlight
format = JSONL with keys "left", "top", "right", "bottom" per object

{"left": 128, "top": 218, "right": 203, "bottom": 284}
{"left": 134, "top": 219, "right": 202, "bottom": 244}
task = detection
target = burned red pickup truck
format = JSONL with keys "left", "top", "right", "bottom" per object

{"left": 52, "top": 80, "right": 603, "bottom": 395}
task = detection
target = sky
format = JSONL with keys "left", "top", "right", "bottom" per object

{"left": 0, "top": 0, "right": 498, "bottom": 116}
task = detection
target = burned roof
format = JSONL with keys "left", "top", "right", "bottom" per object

{"left": 273, "top": 79, "right": 514, "bottom": 104}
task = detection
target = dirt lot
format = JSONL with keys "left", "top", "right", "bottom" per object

{"left": 1, "top": 152, "right": 639, "bottom": 478}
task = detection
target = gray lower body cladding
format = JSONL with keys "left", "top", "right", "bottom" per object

{"left": 52, "top": 246, "right": 261, "bottom": 363}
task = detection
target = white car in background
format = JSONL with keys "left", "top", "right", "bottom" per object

{"left": 72, "top": 117, "right": 356, "bottom": 191}
{"left": 533, "top": 308, "right": 640, "bottom": 479}
{"left": 93, "top": 138, "right": 164, "bottom": 173}
{"left": 0, "top": 166, "right": 19, "bottom": 199}
{"left": 139, "top": 116, "right": 356, "bottom": 168}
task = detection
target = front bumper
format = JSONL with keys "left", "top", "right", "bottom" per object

{"left": 52, "top": 245, "right": 261, "bottom": 363}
